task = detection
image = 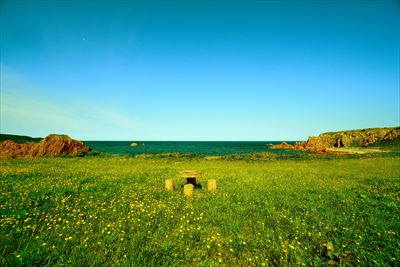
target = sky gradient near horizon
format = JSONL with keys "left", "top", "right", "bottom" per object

{"left": 1, "top": 0, "right": 399, "bottom": 141}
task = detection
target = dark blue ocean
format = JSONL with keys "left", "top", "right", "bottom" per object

{"left": 83, "top": 141, "right": 301, "bottom": 156}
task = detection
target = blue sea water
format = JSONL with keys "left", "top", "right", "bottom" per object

{"left": 83, "top": 141, "right": 302, "bottom": 156}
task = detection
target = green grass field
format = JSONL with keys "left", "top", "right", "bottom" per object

{"left": 1, "top": 155, "right": 399, "bottom": 266}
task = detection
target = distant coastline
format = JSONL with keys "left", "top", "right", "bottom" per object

{"left": 2, "top": 126, "right": 399, "bottom": 157}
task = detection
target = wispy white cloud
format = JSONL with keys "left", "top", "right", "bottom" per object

{"left": 0, "top": 67, "right": 139, "bottom": 140}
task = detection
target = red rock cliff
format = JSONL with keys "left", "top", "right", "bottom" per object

{"left": 269, "top": 127, "right": 400, "bottom": 153}
{"left": 0, "top": 134, "right": 91, "bottom": 158}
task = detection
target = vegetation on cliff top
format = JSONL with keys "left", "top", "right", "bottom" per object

{"left": 322, "top": 126, "right": 399, "bottom": 135}
{"left": 45, "top": 134, "right": 73, "bottom": 141}
{"left": 320, "top": 126, "right": 400, "bottom": 148}
{"left": 0, "top": 134, "right": 73, "bottom": 143}
{"left": 0, "top": 134, "right": 42, "bottom": 144}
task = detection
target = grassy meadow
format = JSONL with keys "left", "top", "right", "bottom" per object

{"left": 0, "top": 154, "right": 399, "bottom": 266}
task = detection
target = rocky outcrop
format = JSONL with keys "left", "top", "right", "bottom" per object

{"left": 0, "top": 134, "right": 91, "bottom": 159}
{"left": 383, "top": 129, "right": 400, "bottom": 140}
{"left": 0, "top": 140, "right": 37, "bottom": 158}
{"left": 269, "top": 142, "right": 293, "bottom": 149}
{"left": 325, "top": 127, "right": 400, "bottom": 148}
{"left": 334, "top": 134, "right": 351, "bottom": 148}
{"left": 296, "top": 136, "right": 329, "bottom": 153}
{"left": 270, "top": 127, "right": 400, "bottom": 153}
{"left": 270, "top": 136, "right": 330, "bottom": 153}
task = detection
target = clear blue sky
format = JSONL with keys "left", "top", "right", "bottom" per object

{"left": 1, "top": 0, "right": 399, "bottom": 141}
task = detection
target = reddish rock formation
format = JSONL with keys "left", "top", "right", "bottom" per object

{"left": 28, "top": 134, "right": 90, "bottom": 157}
{"left": 334, "top": 134, "right": 350, "bottom": 148}
{"left": 0, "top": 140, "right": 34, "bottom": 158}
{"left": 269, "top": 142, "right": 293, "bottom": 149}
{"left": 382, "top": 129, "right": 400, "bottom": 142}
{"left": 0, "top": 134, "right": 91, "bottom": 159}
{"left": 297, "top": 136, "right": 328, "bottom": 153}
